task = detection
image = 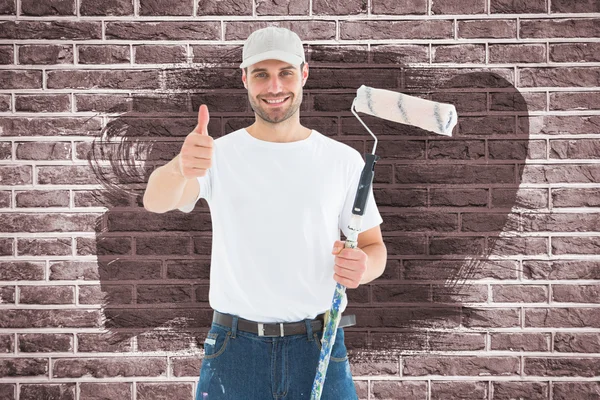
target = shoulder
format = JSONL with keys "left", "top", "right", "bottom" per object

{"left": 212, "top": 128, "right": 243, "bottom": 145}
{"left": 315, "top": 130, "right": 363, "bottom": 159}
{"left": 316, "top": 130, "right": 365, "bottom": 171}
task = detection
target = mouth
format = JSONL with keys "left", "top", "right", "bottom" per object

{"left": 262, "top": 96, "right": 290, "bottom": 107}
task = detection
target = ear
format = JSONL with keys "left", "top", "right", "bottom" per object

{"left": 302, "top": 64, "right": 308, "bottom": 86}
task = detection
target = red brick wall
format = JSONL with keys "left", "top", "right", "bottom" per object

{"left": 1, "top": 0, "right": 600, "bottom": 399}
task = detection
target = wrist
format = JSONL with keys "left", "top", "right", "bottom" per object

{"left": 167, "top": 154, "right": 187, "bottom": 179}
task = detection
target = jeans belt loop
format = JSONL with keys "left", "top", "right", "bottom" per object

{"left": 257, "top": 322, "right": 285, "bottom": 337}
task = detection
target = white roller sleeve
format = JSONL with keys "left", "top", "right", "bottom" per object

{"left": 353, "top": 85, "right": 457, "bottom": 136}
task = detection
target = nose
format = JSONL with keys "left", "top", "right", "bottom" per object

{"left": 267, "top": 74, "right": 284, "bottom": 94}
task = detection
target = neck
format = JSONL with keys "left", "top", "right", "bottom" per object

{"left": 246, "top": 120, "right": 310, "bottom": 143}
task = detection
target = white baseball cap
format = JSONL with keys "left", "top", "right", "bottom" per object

{"left": 239, "top": 26, "right": 306, "bottom": 70}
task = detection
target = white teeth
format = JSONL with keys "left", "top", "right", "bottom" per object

{"left": 264, "top": 97, "right": 287, "bottom": 104}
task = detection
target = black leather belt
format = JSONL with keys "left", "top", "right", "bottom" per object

{"left": 212, "top": 310, "right": 356, "bottom": 337}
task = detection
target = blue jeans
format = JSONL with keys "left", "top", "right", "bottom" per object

{"left": 195, "top": 313, "right": 359, "bottom": 400}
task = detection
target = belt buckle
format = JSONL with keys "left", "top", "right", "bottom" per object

{"left": 257, "top": 322, "right": 285, "bottom": 337}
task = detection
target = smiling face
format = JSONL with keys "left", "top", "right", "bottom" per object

{"left": 243, "top": 59, "right": 307, "bottom": 125}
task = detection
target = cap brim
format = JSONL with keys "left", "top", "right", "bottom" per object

{"left": 239, "top": 50, "right": 304, "bottom": 69}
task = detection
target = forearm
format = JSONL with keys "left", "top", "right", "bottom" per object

{"left": 359, "top": 242, "right": 388, "bottom": 285}
{"left": 143, "top": 155, "right": 189, "bottom": 213}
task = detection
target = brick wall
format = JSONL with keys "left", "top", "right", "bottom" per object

{"left": 1, "top": 0, "right": 600, "bottom": 399}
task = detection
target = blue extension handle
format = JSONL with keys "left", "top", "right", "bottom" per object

{"left": 310, "top": 153, "right": 379, "bottom": 399}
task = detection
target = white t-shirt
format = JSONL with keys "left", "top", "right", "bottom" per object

{"left": 179, "top": 128, "right": 383, "bottom": 323}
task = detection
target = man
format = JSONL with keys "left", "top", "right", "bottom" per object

{"left": 143, "top": 26, "right": 387, "bottom": 399}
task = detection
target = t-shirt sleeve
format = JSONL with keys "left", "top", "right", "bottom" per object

{"left": 177, "top": 167, "right": 213, "bottom": 213}
{"left": 338, "top": 151, "right": 383, "bottom": 238}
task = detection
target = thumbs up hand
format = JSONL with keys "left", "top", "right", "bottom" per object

{"left": 178, "top": 105, "right": 214, "bottom": 179}
{"left": 194, "top": 103, "right": 210, "bottom": 136}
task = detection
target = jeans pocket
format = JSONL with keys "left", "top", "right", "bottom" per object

{"left": 203, "top": 325, "right": 232, "bottom": 361}
{"left": 312, "top": 328, "right": 348, "bottom": 362}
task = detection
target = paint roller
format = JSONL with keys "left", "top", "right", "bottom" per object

{"left": 310, "top": 85, "right": 458, "bottom": 399}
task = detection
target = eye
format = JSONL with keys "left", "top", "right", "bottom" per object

{"left": 255, "top": 71, "right": 294, "bottom": 78}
